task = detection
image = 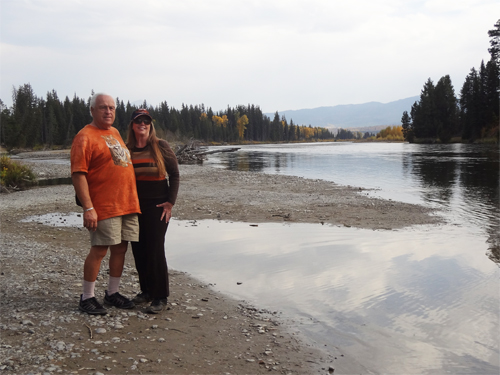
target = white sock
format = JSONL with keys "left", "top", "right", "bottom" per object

{"left": 82, "top": 280, "right": 95, "bottom": 300}
{"left": 107, "top": 276, "right": 121, "bottom": 295}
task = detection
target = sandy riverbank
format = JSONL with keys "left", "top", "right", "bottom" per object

{"left": 15, "top": 150, "right": 443, "bottom": 230}
{"left": 0, "top": 153, "right": 444, "bottom": 374}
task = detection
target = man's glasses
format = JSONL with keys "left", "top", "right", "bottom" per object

{"left": 98, "top": 105, "right": 115, "bottom": 112}
{"left": 133, "top": 118, "right": 152, "bottom": 125}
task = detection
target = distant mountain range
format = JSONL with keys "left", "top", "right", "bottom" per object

{"left": 268, "top": 96, "right": 419, "bottom": 129}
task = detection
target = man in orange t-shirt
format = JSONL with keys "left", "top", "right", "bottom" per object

{"left": 71, "top": 93, "right": 140, "bottom": 315}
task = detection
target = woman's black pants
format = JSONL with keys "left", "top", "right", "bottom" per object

{"left": 131, "top": 204, "right": 169, "bottom": 300}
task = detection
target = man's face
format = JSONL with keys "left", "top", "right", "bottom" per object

{"left": 91, "top": 95, "right": 116, "bottom": 129}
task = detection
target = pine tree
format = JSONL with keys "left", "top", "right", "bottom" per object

{"left": 11, "top": 83, "right": 41, "bottom": 147}
{"left": 411, "top": 78, "right": 438, "bottom": 139}
{"left": 460, "top": 68, "right": 481, "bottom": 140}
{"left": 488, "top": 19, "right": 500, "bottom": 66}
{"left": 401, "top": 111, "right": 413, "bottom": 142}
{"left": 434, "top": 75, "right": 458, "bottom": 143}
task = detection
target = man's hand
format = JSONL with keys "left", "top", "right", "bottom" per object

{"left": 83, "top": 209, "right": 98, "bottom": 231}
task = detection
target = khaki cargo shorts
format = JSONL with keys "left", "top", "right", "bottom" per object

{"left": 90, "top": 214, "right": 139, "bottom": 247}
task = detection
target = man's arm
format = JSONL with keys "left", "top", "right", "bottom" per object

{"left": 72, "top": 172, "right": 98, "bottom": 231}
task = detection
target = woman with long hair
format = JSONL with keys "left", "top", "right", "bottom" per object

{"left": 126, "top": 108, "right": 180, "bottom": 313}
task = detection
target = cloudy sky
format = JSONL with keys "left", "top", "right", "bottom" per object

{"left": 1, "top": 0, "right": 497, "bottom": 113}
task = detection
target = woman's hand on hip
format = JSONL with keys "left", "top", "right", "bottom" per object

{"left": 157, "top": 201, "right": 173, "bottom": 223}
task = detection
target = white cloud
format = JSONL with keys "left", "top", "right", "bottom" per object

{"left": 0, "top": 0, "right": 497, "bottom": 112}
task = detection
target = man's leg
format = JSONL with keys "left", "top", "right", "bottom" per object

{"left": 82, "top": 245, "right": 109, "bottom": 297}
{"left": 103, "top": 241, "right": 134, "bottom": 309}
{"left": 79, "top": 245, "right": 108, "bottom": 315}
{"left": 108, "top": 241, "right": 128, "bottom": 277}
{"left": 84, "top": 245, "right": 109, "bottom": 280}
{"left": 108, "top": 241, "right": 127, "bottom": 294}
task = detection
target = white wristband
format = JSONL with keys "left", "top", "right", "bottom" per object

{"left": 84, "top": 207, "right": 94, "bottom": 212}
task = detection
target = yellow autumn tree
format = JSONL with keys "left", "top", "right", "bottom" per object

{"left": 212, "top": 115, "right": 223, "bottom": 127}
{"left": 377, "top": 126, "right": 404, "bottom": 141}
{"left": 236, "top": 114, "right": 249, "bottom": 141}
{"left": 221, "top": 115, "right": 228, "bottom": 128}
{"left": 303, "top": 126, "right": 315, "bottom": 139}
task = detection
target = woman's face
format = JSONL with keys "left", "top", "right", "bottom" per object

{"left": 133, "top": 116, "right": 152, "bottom": 138}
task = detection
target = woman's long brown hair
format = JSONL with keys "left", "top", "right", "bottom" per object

{"left": 126, "top": 120, "right": 167, "bottom": 178}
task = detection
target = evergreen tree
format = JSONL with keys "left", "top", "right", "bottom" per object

{"left": 459, "top": 59, "right": 499, "bottom": 141}
{"left": 180, "top": 104, "right": 192, "bottom": 137}
{"left": 169, "top": 109, "right": 181, "bottom": 136}
{"left": 270, "top": 112, "right": 281, "bottom": 141}
{"left": 483, "top": 59, "right": 500, "bottom": 135}
{"left": 289, "top": 119, "right": 296, "bottom": 141}
{"left": 71, "top": 94, "right": 91, "bottom": 134}
{"left": 63, "top": 96, "right": 76, "bottom": 146}
{"left": 114, "top": 98, "right": 128, "bottom": 135}
{"left": 0, "top": 99, "right": 15, "bottom": 147}
{"left": 401, "top": 111, "right": 413, "bottom": 142}
{"left": 460, "top": 68, "right": 482, "bottom": 140}
{"left": 434, "top": 75, "right": 458, "bottom": 143}
{"left": 11, "top": 83, "right": 42, "bottom": 147}
{"left": 411, "top": 78, "right": 438, "bottom": 139}
{"left": 44, "top": 90, "right": 65, "bottom": 145}
{"left": 155, "top": 101, "right": 170, "bottom": 134}
{"left": 488, "top": 19, "right": 500, "bottom": 66}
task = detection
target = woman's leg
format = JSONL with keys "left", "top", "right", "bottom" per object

{"left": 131, "top": 215, "right": 150, "bottom": 294}
{"left": 142, "top": 205, "right": 169, "bottom": 299}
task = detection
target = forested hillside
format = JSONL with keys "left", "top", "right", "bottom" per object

{"left": 0, "top": 89, "right": 335, "bottom": 149}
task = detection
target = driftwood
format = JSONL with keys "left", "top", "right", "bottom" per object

{"left": 175, "top": 140, "right": 240, "bottom": 164}
{"left": 195, "top": 148, "right": 240, "bottom": 156}
{"left": 0, "top": 185, "right": 12, "bottom": 193}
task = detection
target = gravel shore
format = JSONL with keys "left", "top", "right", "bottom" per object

{"left": 0, "top": 151, "right": 443, "bottom": 374}
{"left": 15, "top": 150, "right": 443, "bottom": 230}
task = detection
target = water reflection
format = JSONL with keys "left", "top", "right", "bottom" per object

{"left": 224, "top": 151, "right": 295, "bottom": 173}
{"left": 207, "top": 142, "right": 500, "bottom": 265}
{"left": 402, "top": 149, "right": 459, "bottom": 206}
{"left": 20, "top": 209, "right": 499, "bottom": 373}
{"left": 227, "top": 151, "right": 267, "bottom": 171}
{"left": 402, "top": 144, "right": 500, "bottom": 265}
{"left": 166, "top": 220, "right": 499, "bottom": 374}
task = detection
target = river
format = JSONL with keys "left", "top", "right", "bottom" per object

{"left": 166, "top": 142, "right": 499, "bottom": 374}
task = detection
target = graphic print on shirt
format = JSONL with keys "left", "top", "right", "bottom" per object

{"left": 101, "top": 135, "right": 132, "bottom": 167}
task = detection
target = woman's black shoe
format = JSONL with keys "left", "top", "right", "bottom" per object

{"left": 146, "top": 299, "right": 167, "bottom": 314}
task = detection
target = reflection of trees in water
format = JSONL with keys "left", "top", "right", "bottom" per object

{"left": 486, "top": 240, "right": 499, "bottom": 265}
{"left": 458, "top": 148, "right": 500, "bottom": 266}
{"left": 272, "top": 153, "right": 290, "bottom": 173}
{"left": 225, "top": 152, "right": 267, "bottom": 172}
{"left": 404, "top": 145, "right": 500, "bottom": 265}
{"left": 402, "top": 149, "right": 459, "bottom": 205}
{"left": 225, "top": 151, "right": 291, "bottom": 173}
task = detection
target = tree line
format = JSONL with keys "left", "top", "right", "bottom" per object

{"left": 0, "top": 86, "right": 338, "bottom": 149}
{"left": 402, "top": 20, "right": 499, "bottom": 143}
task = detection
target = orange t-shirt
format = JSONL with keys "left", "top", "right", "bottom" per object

{"left": 70, "top": 125, "right": 140, "bottom": 221}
